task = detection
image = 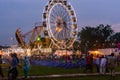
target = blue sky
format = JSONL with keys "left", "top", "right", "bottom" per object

{"left": 0, "top": 0, "right": 120, "bottom": 46}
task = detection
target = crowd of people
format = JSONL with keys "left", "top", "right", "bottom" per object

{"left": 0, "top": 53, "right": 31, "bottom": 80}
{"left": 84, "top": 52, "right": 120, "bottom": 79}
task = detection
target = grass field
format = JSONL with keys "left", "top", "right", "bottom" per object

{"left": 1, "top": 63, "right": 120, "bottom": 80}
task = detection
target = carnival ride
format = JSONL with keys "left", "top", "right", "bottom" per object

{"left": 15, "top": 0, "right": 78, "bottom": 51}
{"left": 15, "top": 23, "right": 45, "bottom": 49}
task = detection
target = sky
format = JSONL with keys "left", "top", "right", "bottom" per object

{"left": 0, "top": 0, "right": 120, "bottom": 46}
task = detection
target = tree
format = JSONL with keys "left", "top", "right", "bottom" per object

{"left": 77, "top": 24, "right": 114, "bottom": 53}
{"left": 109, "top": 32, "right": 120, "bottom": 47}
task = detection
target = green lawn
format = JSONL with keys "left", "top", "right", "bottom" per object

{"left": 24, "top": 65, "right": 120, "bottom": 76}
{"left": 2, "top": 63, "right": 120, "bottom": 80}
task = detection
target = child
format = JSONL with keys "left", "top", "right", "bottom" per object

{"left": 23, "top": 56, "right": 30, "bottom": 78}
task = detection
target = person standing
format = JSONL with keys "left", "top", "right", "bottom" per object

{"left": 84, "top": 53, "right": 93, "bottom": 73}
{"left": 117, "top": 52, "right": 120, "bottom": 66}
{"left": 23, "top": 56, "right": 30, "bottom": 78}
{"left": 100, "top": 55, "right": 107, "bottom": 74}
{"left": 105, "top": 55, "right": 109, "bottom": 73}
{"left": 108, "top": 53, "right": 116, "bottom": 80}
{"left": 95, "top": 55, "right": 100, "bottom": 73}
{"left": 0, "top": 55, "right": 4, "bottom": 78}
{"left": 8, "top": 53, "right": 13, "bottom": 80}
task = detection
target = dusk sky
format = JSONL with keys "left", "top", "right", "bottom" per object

{"left": 0, "top": 0, "right": 120, "bottom": 46}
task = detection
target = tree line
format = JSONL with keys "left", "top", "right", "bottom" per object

{"left": 73, "top": 24, "right": 120, "bottom": 53}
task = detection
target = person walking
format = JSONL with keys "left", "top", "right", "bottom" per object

{"left": 8, "top": 53, "right": 19, "bottom": 80}
{"left": 0, "top": 55, "right": 4, "bottom": 78}
{"left": 23, "top": 56, "right": 30, "bottom": 78}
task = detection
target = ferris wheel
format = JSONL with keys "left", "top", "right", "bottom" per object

{"left": 43, "top": 0, "right": 78, "bottom": 49}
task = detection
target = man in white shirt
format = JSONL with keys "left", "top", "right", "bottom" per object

{"left": 100, "top": 55, "right": 107, "bottom": 74}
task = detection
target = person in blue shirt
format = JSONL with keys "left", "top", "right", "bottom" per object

{"left": 23, "top": 56, "right": 30, "bottom": 78}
